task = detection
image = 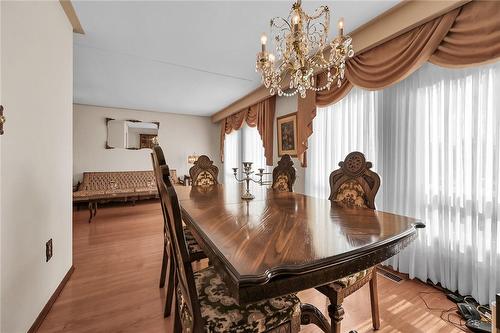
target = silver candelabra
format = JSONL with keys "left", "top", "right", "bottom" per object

{"left": 233, "top": 162, "right": 271, "bottom": 200}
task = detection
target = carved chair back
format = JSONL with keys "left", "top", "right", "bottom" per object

{"left": 151, "top": 145, "right": 173, "bottom": 249}
{"left": 329, "top": 152, "right": 380, "bottom": 209}
{"left": 189, "top": 155, "right": 219, "bottom": 186}
{"left": 272, "top": 154, "right": 296, "bottom": 192}
{"left": 158, "top": 168, "right": 203, "bottom": 332}
{"left": 151, "top": 144, "right": 183, "bottom": 184}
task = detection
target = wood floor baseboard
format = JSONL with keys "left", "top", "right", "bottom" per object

{"left": 28, "top": 265, "right": 75, "bottom": 333}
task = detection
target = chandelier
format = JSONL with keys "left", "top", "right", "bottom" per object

{"left": 255, "top": 0, "right": 354, "bottom": 98}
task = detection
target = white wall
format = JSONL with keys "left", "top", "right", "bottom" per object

{"left": 1, "top": 2, "right": 73, "bottom": 332}
{"left": 74, "top": 104, "right": 220, "bottom": 184}
{"left": 273, "top": 96, "right": 306, "bottom": 193}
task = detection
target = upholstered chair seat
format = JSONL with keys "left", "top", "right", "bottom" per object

{"left": 177, "top": 266, "right": 301, "bottom": 333}
{"left": 331, "top": 268, "right": 373, "bottom": 289}
{"left": 183, "top": 226, "right": 205, "bottom": 260}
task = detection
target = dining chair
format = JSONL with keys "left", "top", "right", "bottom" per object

{"left": 316, "top": 151, "right": 381, "bottom": 333}
{"left": 272, "top": 154, "right": 296, "bottom": 192}
{"left": 188, "top": 155, "right": 219, "bottom": 186}
{"left": 151, "top": 145, "right": 206, "bottom": 318}
{"left": 158, "top": 167, "right": 332, "bottom": 333}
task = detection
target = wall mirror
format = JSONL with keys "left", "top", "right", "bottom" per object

{"left": 106, "top": 118, "right": 159, "bottom": 150}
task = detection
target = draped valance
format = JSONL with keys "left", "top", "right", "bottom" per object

{"left": 220, "top": 96, "right": 276, "bottom": 166}
{"left": 297, "top": 1, "right": 500, "bottom": 166}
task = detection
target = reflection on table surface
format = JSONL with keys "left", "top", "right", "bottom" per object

{"left": 175, "top": 183, "right": 420, "bottom": 278}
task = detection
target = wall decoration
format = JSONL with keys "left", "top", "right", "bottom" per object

{"left": 277, "top": 112, "right": 298, "bottom": 157}
{"left": 105, "top": 118, "right": 159, "bottom": 150}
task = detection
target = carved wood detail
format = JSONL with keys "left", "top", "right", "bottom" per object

{"left": 159, "top": 165, "right": 310, "bottom": 333}
{"left": 176, "top": 182, "right": 423, "bottom": 304}
{"left": 300, "top": 303, "right": 331, "bottom": 332}
{"left": 329, "top": 151, "right": 380, "bottom": 209}
{"left": 189, "top": 155, "right": 219, "bottom": 186}
{"left": 323, "top": 151, "right": 382, "bottom": 332}
{"left": 151, "top": 144, "right": 206, "bottom": 320}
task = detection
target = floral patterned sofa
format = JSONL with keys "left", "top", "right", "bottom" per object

{"left": 73, "top": 171, "right": 158, "bottom": 222}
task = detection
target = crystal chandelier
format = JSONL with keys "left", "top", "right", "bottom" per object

{"left": 255, "top": 0, "right": 354, "bottom": 98}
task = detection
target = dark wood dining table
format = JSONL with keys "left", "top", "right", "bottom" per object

{"left": 176, "top": 183, "right": 424, "bottom": 332}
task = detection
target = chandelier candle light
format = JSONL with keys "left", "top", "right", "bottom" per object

{"left": 233, "top": 162, "right": 271, "bottom": 200}
{"left": 256, "top": 0, "right": 354, "bottom": 98}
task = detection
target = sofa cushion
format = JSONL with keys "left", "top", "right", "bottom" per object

{"left": 78, "top": 171, "right": 156, "bottom": 192}
{"left": 74, "top": 171, "right": 158, "bottom": 201}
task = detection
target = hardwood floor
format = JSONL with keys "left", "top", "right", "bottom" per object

{"left": 38, "top": 200, "right": 466, "bottom": 333}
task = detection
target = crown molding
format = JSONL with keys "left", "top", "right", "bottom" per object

{"left": 211, "top": 0, "right": 471, "bottom": 123}
{"left": 59, "top": 0, "right": 84, "bottom": 34}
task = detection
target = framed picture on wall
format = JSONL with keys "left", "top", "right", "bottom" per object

{"left": 277, "top": 112, "right": 298, "bottom": 157}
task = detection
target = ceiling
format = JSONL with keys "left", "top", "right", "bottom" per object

{"left": 73, "top": 1, "right": 399, "bottom": 117}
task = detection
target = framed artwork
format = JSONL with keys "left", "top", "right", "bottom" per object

{"left": 277, "top": 112, "right": 298, "bottom": 157}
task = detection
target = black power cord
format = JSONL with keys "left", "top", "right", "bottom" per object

{"left": 418, "top": 291, "right": 470, "bottom": 332}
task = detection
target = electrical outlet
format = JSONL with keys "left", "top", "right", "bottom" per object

{"left": 46, "top": 239, "right": 53, "bottom": 262}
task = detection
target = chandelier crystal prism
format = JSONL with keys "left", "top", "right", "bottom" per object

{"left": 255, "top": 0, "right": 354, "bottom": 98}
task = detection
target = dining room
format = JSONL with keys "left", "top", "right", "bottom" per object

{"left": 2, "top": 0, "right": 500, "bottom": 333}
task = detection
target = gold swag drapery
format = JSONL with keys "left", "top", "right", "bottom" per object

{"left": 220, "top": 96, "right": 276, "bottom": 166}
{"left": 297, "top": 1, "right": 500, "bottom": 166}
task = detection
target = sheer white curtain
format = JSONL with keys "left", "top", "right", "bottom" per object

{"left": 242, "top": 124, "right": 268, "bottom": 172}
{"left": 305, "top": 62, "right": 500, "bottom": 304}
{"left": 223, "top": 129, "right": 241, "bottom": 184}
{"left": 223, "top": 124, "right": 269, "bottom": 184}
{"left": 305, "top": 89, "right": 380, "bottom": 199}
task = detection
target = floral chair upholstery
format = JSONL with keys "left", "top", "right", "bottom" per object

{"left": 317, "top": 151, "right": 381, "bottom": 333}
{"left": 177, "top": 266, "right": 301, "bottom": 333}
{"left": 329, "top": 152, "right": 380, "bottom": 209}
{"left": 272, "top": 155, "right": 296, "bottom": 192}
{"left": 273, "top": 175, "right": 291, "bottom": 192}
{"left": 189, "top": 155, "right": 219, "bottom": 187}
{"left": 332, "top": 180, "right": 368, "bottom": 208}
{"left": 183, "top": 226, "right": 205, "bottom": 260}
{"left": 335, "top": 267, "right": 374, "bottom": 289}
{"left": 194, "top": 170, "right": 216, "bottom": 186}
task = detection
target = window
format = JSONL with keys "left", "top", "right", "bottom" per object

{"left": 306, "top": 62, "right": 500, "bottom": 304}
{"left": 223, "top": 124, "right": 269, "bottom": 184}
